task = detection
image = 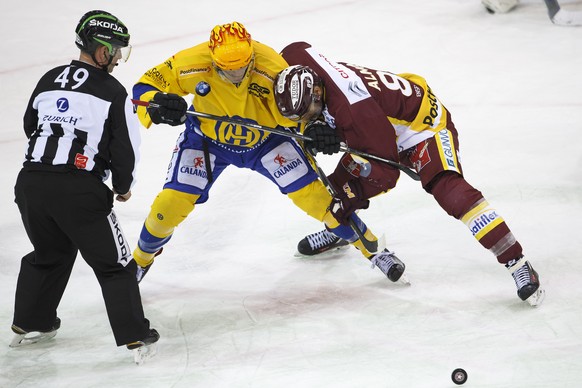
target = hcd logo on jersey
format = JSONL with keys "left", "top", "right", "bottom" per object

{"left": 196, "top": 81, "right": 211, "bottom": 96}
{"left": 56, "top": 98, "right": 69, "bottom": 112}
{"left": 218, "top": 121, "right": 263, "bottom": 147}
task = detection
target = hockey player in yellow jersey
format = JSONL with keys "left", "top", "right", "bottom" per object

{"left": 131, "top": 22, "right": 406, "bottom": 283}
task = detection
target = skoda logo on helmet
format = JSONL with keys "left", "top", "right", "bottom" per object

{"left": 88, "top": 19, "right": 125, "bottom": 33}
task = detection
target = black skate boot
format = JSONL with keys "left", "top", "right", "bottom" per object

{"left": 370, "top": 249, "right": 409, "bottom": 284}
{"left": 506, "top": 256, "right": 545, "bottom": 306}
{"left": 297, "top": 229, "right": 349, "bottom": 256}
{"left": 10, "top": 317, "right": 61, "bottom": 347}
{"left": 127, "top": 328, "right": 160, "bottom": 365}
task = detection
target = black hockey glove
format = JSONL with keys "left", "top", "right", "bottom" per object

{"left": 329, "top": 179, "right": 370, "bottom": 226}
{"left": 147, "top": 92, "right": 188, "bottom": 126}
{"left": 303, "top": 121, "right": 341, "bottom": 155}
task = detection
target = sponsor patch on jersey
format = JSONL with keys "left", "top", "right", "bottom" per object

{"left": 42, "top": 114, "right": 80, "bottom": 125}
{"left": 461, "top": 201, "right": 504, "bottom": 240}
{"left": 422, "top": 86, "right": 442, "bottom": 128}
{"left": 56, "top": 98, "right": 69, "bottom": 112}
{"left": 252, "top": 67, "right": 275, "bottom": 82}
{"left": 306, "top": 47, "right": 370, "bottom": 105}
{"left": 248, "top": 83, "right": 269, "bottom": 98}
{"left": 196, "top": 81, "right": 211, "bottom": 96}
{"left": 176, "top": 149, "right": 214, "bottom": 189}
{"left": 466, "top": 209, "right": 503, "bottom": 239}
{"left": 145, "top": 67, "right": 170, "bottom": 90}
{"left": 261, "top": 142, "right": 308, "bottom": 187}
{"left": 178, "top": 66, "right": 211, "bottom": 78}
{"left": 74, "top": 153, "right": 88, "bottom": 169}
{"left": 435, "top": 129, "right": 460, "bottom": 173}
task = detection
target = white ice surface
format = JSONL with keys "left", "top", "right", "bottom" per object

{"left": 1, "top": 1, "right": 582, "bottom": 387}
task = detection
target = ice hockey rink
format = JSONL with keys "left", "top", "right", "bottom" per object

{"left": 1, "top": 0, "right": 581, "bottom": 387}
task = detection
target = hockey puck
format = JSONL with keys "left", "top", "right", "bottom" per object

{"left": 451, "top": 368, "right": 467, "bottom": 385}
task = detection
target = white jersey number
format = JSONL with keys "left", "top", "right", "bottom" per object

{"left": 54, "top": 67, "right": 89, "bottom": 90}
{"left": 377, "top": 71, "right": 413, "bottom": 97}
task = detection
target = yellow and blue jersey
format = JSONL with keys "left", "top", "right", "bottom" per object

{"left": 133, "top": 40, "right": 298, "bottom": 149}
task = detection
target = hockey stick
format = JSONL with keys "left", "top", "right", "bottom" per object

{"left": 543, "top": 0, "right": 582, "bottom": 26}
{"left": 304, "top": 147, "right": 379, "bottom": 255}
{"left": 132, "top": 99, "right": 420, "bottom": 181}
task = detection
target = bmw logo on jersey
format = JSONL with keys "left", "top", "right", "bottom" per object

{"left": 196, "top": 81, "right": 211, "bottom": 96}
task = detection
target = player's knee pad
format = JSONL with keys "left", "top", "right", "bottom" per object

{"left": 287, "top": 180, "right": 332, "bottom": 222}
{"left": 145, "top": 189, "right": 199, "bottom": 237}
{"left": 429, "top": 172, "right": 484, "bottom": 219}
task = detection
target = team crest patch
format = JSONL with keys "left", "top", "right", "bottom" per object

{"left": 409, "top": 140, "right": 431, "bottom": 172}
{"left": 340, "top": 154, "right": 371, "bottom": 177}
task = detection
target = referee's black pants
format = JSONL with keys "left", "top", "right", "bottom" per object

{"left": 13, "top": 167, "right": 151, "bottom": 346}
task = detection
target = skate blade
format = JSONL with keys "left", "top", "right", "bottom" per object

{"left": 133, "top": 343, "right": 158, "bottom": 365}
{"left": 9, "top": 330, "right": 57, "bottom": 348}
{"left": 293, "top": 244, "right": 350, "bottom": 259}
{"left": 397, "top": 273, "right": 411, "bottom": 286}
{"left": 526, "top": 287, "right": 545, "bottom": 307}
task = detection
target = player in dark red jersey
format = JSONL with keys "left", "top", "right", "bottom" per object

{"left": 274, "top": 41, "right": 544, "bottom": 306}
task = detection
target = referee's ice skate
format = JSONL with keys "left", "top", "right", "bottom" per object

{"left": 10, "top": 317, "right": 61, "bottom": 347}
{"left": 126, "top": 328, "right": 160, "bottom": 365}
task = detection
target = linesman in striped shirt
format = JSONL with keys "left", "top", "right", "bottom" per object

{"left": 10, "top": 10, "right": 158, "bottom": 362}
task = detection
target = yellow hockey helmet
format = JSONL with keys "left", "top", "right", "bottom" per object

{"left": 208, "top": 22, "right": 253, "bottom": 71}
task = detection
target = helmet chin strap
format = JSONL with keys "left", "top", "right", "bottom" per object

{"left": 91, "top": 48, "right": 114, "bottom": 72}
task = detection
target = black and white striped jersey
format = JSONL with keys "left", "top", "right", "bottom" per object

{"left": 22, "top": 60, "right": 141, "bottom": 195}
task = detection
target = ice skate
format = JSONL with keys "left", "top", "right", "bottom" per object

{"left": 127, "top": 328, "right": 160, "bottom": 365}
{"left": 136, "top": 248, "right": 163, "bottom": 283}
{"left": 370, "top": 249, "right": 410, "bottom": 284}
{"left": 506, "top": 257, "right": 545, "bottom": 307}
{"left": 481, "top": 0, "right": 518, "bottom": 14}
{"left": 296, "top": 229, "right": 349, "bottom": 257}
{"left": 136, "top": 263, "right": 151, "bottom": 283}
{"left": 9, "top": 317, "right": 61, "bottom": 348}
